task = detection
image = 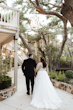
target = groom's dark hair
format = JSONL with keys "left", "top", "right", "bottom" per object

{"left": 29, "top": 54, "right": 32, "bottom": 57}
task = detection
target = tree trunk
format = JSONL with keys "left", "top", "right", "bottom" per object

{"left": 49, "top": 59, "right": 52, "bottom": 71}
{"left": 71, "top": 52, "right": 73, "bottom": 70}
{"left": 61, "top": 0, "right": 73, "bottom": 26}
{"left": 38, "top": 47, "right": 46, "bottom": 60}
{"left": 19, "top": 34, "right": 37, "bottom": 61}
{"left": 55, "top": 21, "right": 67, "bottom": 64}
{"left": 50, "top": 61, "right": 57, "bottom": 71}
{"left": 48, "top": 21, "right": 67, "bottom": 71}
{"left": 66, "top": 41, "right": 72, "bottom": 57}
{"left": 19, "top": 34, "right": 33, "bottom": 54}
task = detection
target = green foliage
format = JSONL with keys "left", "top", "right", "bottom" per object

{"left": 0, "top": 0, "right": 7, "bottom": 5}
{"left": 12, "top": 0, "right": 23, "bottom": 6}
{"left": 28, "top": 34, "right": 41, "bottom": 43}
{"left": 49, "top": 17, "right": 60, "bottom": 26}
{"left": 59, "top": 57, "right": 66, "bottom": 65}
{"left": 49, "top": 70, "right": 57, "bottom": 79}
{"left": 20, "top": 11, "right": 29, "bottom": 21}
{"left": 45, "top": 44, "right": 59, "bottom": 59}
{"left": 65, "top": 70, "right": 73, "bottom": 79}
{"left": 49, "top": 70, "right": 66, "bottom": 82}
{"left": 46, "top": 15, "right": 52, "bottom": 19}
{"left": 59, "top": 57, "right": 72, "bottom": 65}
{"left": 55, "top": 0, "right": 62, "bottom": 4}
{"left": 56, "top": 71, "right": 66, "bottom": 82}
{"left": 68, "top": 27, "right": 73, "bottom": 35}
{"left": 0, "top": 55, "right": 12, "bottom": 90}
{"left": 19, "top": 21, "right": 26, "bottom": 33}
{"left": 0, "top": 76, "right": 11, "bottom": 90}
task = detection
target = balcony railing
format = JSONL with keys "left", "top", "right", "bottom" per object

{"left": 0, "top": 4, "right": 19, "bottom": 30}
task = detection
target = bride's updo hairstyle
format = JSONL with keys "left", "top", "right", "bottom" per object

{"left": 40, "top": 57, "right": 46, "bottom": 68}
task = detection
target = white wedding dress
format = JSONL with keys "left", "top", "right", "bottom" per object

{"left": 30, "top": 62, "right": 62, "bottom": 109}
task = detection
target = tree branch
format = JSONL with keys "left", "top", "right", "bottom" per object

{"left": 44, "top": 32, "right": 63, "bottom": 36}
{"left": 40, "top": 2, "right": 61, "bottom": 8}
{"left": 36, "top": 0, "right": 39, "bottom": 6}
{"left": 19, "top": 34, "right": 38, "bottom": 61}
{"left": 38, "top": 31, "right": 47, "bottom": 45}
{"left": 29, "top": 0, "right": 66, "bottom": 22}
{"left": 19, "top": 34, "right": 32, "bottom": 54}
{"left": 38, "top": 47, "right": 46, "bottom": 60}
{"left": 38, "top": 30, "right": 52, "bottom": 63}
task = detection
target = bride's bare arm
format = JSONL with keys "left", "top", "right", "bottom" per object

{"left": 35, "top": 62, "right": 43, "bottom": 74}
{"left": 46, "top": 64, "right": 49, "bottom": 74}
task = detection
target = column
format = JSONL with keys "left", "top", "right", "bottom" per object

{"left": 71, "top": 52, "right": 73, "bottom": 71}
{"left": 14, "top": 11, "right": 19, "bottom": 90}
{"left": 0, "top": 43, "right": 2, "bottom": 73}
{"left": 14, "top": 33, "right": 18, "bottom": 91}
{"left": 10, "top": 57, "right": 12, "bottom": 71}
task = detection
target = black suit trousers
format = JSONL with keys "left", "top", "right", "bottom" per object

{"left": 25, "top": 76, "right": 34, "bottom": 93}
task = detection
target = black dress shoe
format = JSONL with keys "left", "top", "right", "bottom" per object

{"left": 26, "top": 92, "right": 30, "bottom": 95}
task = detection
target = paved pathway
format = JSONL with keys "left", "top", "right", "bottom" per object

{"left": 0, "top": 68, "right": 73, "bottom": 110}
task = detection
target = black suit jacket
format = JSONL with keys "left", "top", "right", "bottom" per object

{"left": 22, "top": 58, "right": 37, "bottom": 77}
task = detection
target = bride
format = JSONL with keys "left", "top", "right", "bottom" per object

{"left": 30, "top": 57, "right": 62, "bottom": 109}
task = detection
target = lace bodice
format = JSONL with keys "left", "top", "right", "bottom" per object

{"left": 35, "top": 62, "right": 43, "bottom": 73}
{"left": 35, "top": 62, "right": 48, "bottom": 73}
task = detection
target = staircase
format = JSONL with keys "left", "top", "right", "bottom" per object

{"left": 3, "top": 42, "right": 27, "bottom": 66}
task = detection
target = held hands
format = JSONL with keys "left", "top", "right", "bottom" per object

{"left": 34, "top": 72, "right": 37, "bottom": 78}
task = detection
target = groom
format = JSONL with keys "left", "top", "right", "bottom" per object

{"left": 22, "top": 54, "right": 37, "bottom": 95}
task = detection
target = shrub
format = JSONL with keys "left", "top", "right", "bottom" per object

{"left": 59, "top": 57, "right": 66, "bottom": 65}
{"left": 0, "top": 76, "right": 11, "bottom": 90}
{"left": 65, "top": 70, "right": 73, "bottom": 79}
{"left": 0, "top": 73, "right": 12, "bottom": 90}
{"left": 56, "top": 71, "right": 66, "bottom": 82}
{"left": 0, "top": 55, "right": 12, "bottom": 90}
{"left": 49, "top": 71, "right": 57, "bottom": 79}
{"left": 49, "top": 71, "right": 66, "bottom": 82}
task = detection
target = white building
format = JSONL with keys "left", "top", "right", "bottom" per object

{"left": 0, "top": 4, "right": 19, "bottom": 90}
